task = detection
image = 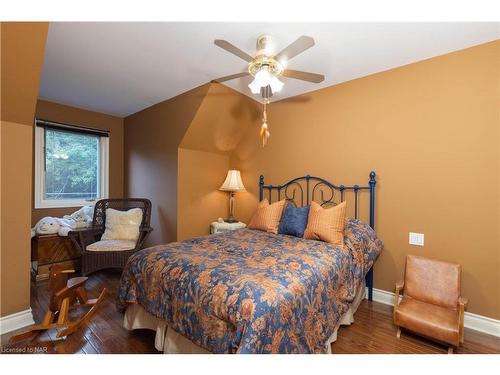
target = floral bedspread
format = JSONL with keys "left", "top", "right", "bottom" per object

{"left": 117, "top": 218, "right": 383, "bottom": 353}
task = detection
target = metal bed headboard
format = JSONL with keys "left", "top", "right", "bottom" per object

{"left": 259, "top": 171, "right": 377, "bottom": 300}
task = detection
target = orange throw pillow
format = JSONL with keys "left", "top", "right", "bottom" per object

{"left": 304, "top": 201, "right": 347, "bottom": 245}
{"left": 248, "top": 199, "right": 286, "bottom": 234}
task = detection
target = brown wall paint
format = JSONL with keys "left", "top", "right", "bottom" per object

{"left": 124, "top": 84, "right": 210, "bottom": 246}
{"left": 125, "top": 82, "right": 259, "bottom": 246}
{"left": 32, "top": 100, "right": 125, "bottom": 225}
{"left": 180, "top": 83, "right": 260, "bottom": 155}
{"left": 176, "top": 84, "right": 259, "bottom": 240}
{"left": 177, "top": 148, "right": 229, "bottom": 241}
{"left": 1, "top": 122, "right": 35, "bottom": 316}
{"left": 0, "top": 22, "right": 48, "bottom": 317}
{"left": 230, "top": 41, "right": 500, "bottom": 319}
{"left": 1, "top": 23, "right": 48, "bottom": 125}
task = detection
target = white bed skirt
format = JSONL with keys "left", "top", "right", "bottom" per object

{"left": 123, "top": 281, "right": 366, "bottom": 354}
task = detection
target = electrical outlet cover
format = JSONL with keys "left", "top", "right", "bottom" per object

{"left": 409, "top": 232, "right": 424, "bottom": 246}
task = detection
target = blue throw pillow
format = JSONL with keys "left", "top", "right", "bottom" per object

{"left": 278, "top": 204, "right": 310, "bottom": 238}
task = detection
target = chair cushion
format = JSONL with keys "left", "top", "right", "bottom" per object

{"left": 248, "top": 199, "right": 286, "bottom": 234}
{"left": 101, "top": 208, "right": 143, "bottom": 242}
{"left": 405, "top": 255, "right": 461, "bottom": 308}
{"left": 86, "top": 239, "right": 136, "bottom": 252}
{"left": 278, "top": 204, "right": 310, "bottom": 238}
{"left": 394, "top": 297, "right": 460, "bottom": 346}
{"left": 304, "top": 201, "right": 346, "bottom": 246}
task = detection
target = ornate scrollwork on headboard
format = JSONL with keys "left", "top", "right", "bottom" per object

{"left": 283, "top": 182, "right": 304, "bottom": 207}
{"left": 259, "top": 172, "right": 377, "bottom": 229}
{"left": 311, "top": 181, "right": 336, "bottom": 207}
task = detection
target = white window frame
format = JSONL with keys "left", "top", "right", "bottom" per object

{"left": 34, "top": 125, "right": 109, "bottom": 209}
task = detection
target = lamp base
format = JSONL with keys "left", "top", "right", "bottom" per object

{"left": 224, "top": 217, "right": 238, "bottom": 223}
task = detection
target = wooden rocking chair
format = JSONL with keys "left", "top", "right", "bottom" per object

{"left": 9, "top": 265, "right": 106, "bottom": 343}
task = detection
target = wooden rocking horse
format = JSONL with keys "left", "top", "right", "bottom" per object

{"left": 9, "top": 265, "right": 106, "bottom": 343}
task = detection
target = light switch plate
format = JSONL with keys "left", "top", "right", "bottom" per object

{"left": 409, "top": 232, "right": 424, "bottom": 246}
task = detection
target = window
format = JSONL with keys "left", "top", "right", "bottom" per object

{"left": 35, "top": 120, "right": 109, "bottom": 208}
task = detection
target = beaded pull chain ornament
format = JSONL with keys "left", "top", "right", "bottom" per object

{"left": 260, "top": 99, "right": 270, "bottom": 147}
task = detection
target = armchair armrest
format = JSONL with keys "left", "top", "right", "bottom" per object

{"left": 395, "top": 280, "right": 404, "bottom": 293}
{"left": 136, "top": 226, "right": 154, "bottom": 250}
{"left": 68, "top": 227, "right": 104, "bottom": 253}
{"left": 458, "top": 296, "right": 468, "bottom": 307}
{"left": 393, "top": 281, "right": 404, "bottom": 318}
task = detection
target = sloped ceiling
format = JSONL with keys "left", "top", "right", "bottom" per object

{"left": 39, "top": 22, "right": 499, "bottom": 117}
{"left": 179, "top": 83, "right": 259, "bottom": 154}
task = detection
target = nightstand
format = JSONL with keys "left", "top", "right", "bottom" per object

{"left": 210, "top": 221, "right": 246, "bottom": 234}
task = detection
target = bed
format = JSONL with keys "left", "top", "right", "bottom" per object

{"left": 117, "top": 172, "right": 383, "bottom": 353}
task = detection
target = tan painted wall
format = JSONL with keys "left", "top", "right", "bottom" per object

{"left": 1, "top": 23, "right": 48, "bottom": 126}
{"left": 124, "top": 84, "right": 210, "bottom": 246}
{"left": 125, "top": 82, "right": 258, "bottom": 246}
{"left": 32, "top": 100, "right": 125, "bottom": 225}
{"left": 231, "top": 41, "right": 500, "bottom": 319}
{"left": 1, "top": 122, "right": 34, "bottom": 316}
{"left": 176, "top": 83, "right": 259, "bottom": 240}
{"left": 177, "top": 148, "right": 229, "bottom": 241}
{"left": 0, "top": 22, "right": 48, "bottom": 316}
{"left": 180, "top": 83, "right": 260, "bottom": 155}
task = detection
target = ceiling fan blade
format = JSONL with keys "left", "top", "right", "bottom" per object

{"left": 214, "top": 40, "right": 253, "bottom": 62}
{"left": 275, "top": 36, "right": 315, "bottom": 62}
{"left": 212, "top": 72, "right": 249, "bottom": 83}
{"left": 282, "top": 69, "right": 325, "bottom": 83}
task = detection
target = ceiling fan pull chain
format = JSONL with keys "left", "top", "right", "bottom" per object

{"left": 260, "top": 100, "right": 270, "bottom": 147}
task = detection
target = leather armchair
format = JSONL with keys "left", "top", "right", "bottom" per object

{"left": 393, "top": 255, "right": 467, "bottom": 353}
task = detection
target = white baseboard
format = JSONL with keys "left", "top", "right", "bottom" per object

{"left": 366, "top": 287, "right": 500, "bottom": 338}
{"left": 0, "top": 308, "right": 35, "bottom": 335}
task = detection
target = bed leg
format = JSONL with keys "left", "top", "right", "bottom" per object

{"left": 366, "top": 268, "right": 374, "bottom": 301}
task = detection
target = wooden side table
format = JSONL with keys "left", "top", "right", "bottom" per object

{"left": 210, "top": 221, "right": 246, "bottom": 234}
{"left": 31, "top": 231, "right": 83, "bottom": 281}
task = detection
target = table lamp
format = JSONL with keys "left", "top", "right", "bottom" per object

{"left": 219, "top": 170, "right": 246, "bottom": 223}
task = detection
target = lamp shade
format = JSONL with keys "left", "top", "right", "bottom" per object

{"left": 219, "top": 170, "right": 246, "bottom": 192}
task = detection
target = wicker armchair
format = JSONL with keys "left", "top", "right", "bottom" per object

{"left": 69, "top": 198, "right": 153, "bottom": 276}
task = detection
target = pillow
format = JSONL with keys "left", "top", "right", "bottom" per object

{"left": 278, "top": 204, "right": 310, "bottom": 238}
{"left": 304, "top": 201, "right": 347, "bottom": 245}
{"left": 248, "top": 199, "right": 286, "bottom": 234}
{"left": 101, "top": 208, "right": 143, "bottom": 242}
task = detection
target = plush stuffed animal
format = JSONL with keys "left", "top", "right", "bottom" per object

{"left": 82, "top": 205, "right": 94, "bottom": 224}
{"left": 32, "top": 206, "right": 95, "bottom": 238}
{"left": 34, "top": 217, "right": 61, "bottom": 235}
{"left": 63, "top": 206, "right": 94, "bottom": 229}
{"left": 56, "top": 218, "right": 76, "bottom": 236}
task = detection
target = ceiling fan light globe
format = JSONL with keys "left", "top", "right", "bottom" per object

{"left": 248, "top": 79, "right": 261, "bottom": 94}
{"left": 254, "top": 66, "right": 272, "bottom": 87}
{"left": 270, "top": 76, "right": 284, "bottom": 93}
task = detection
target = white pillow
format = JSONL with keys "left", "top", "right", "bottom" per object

{"left": 101, "top": 208, "right": 143, "bottom": 242}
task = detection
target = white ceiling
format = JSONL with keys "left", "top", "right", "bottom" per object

{"left": 39, "top": 22, "right": 499, "bottom": 117}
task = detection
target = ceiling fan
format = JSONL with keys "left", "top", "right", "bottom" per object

{"left": 213, "top": 35, "right": 325, "bottom": 99}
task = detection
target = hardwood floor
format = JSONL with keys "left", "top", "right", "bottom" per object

{"left": 332, "top": 299, "right": 500, "bottom": 354}
{"left": 1, "top": 270, "right": 499, "bottom": 354}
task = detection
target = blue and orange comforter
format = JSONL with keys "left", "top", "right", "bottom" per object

{"left": 117, "top": 218, "right": 383, "bottom": 353}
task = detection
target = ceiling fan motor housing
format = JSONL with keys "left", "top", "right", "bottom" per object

{"left": 248, "top": 35, "right": 284, "bottom": 77}
{"left": 256, "top": 34, "right": 273, "bottom": 55}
